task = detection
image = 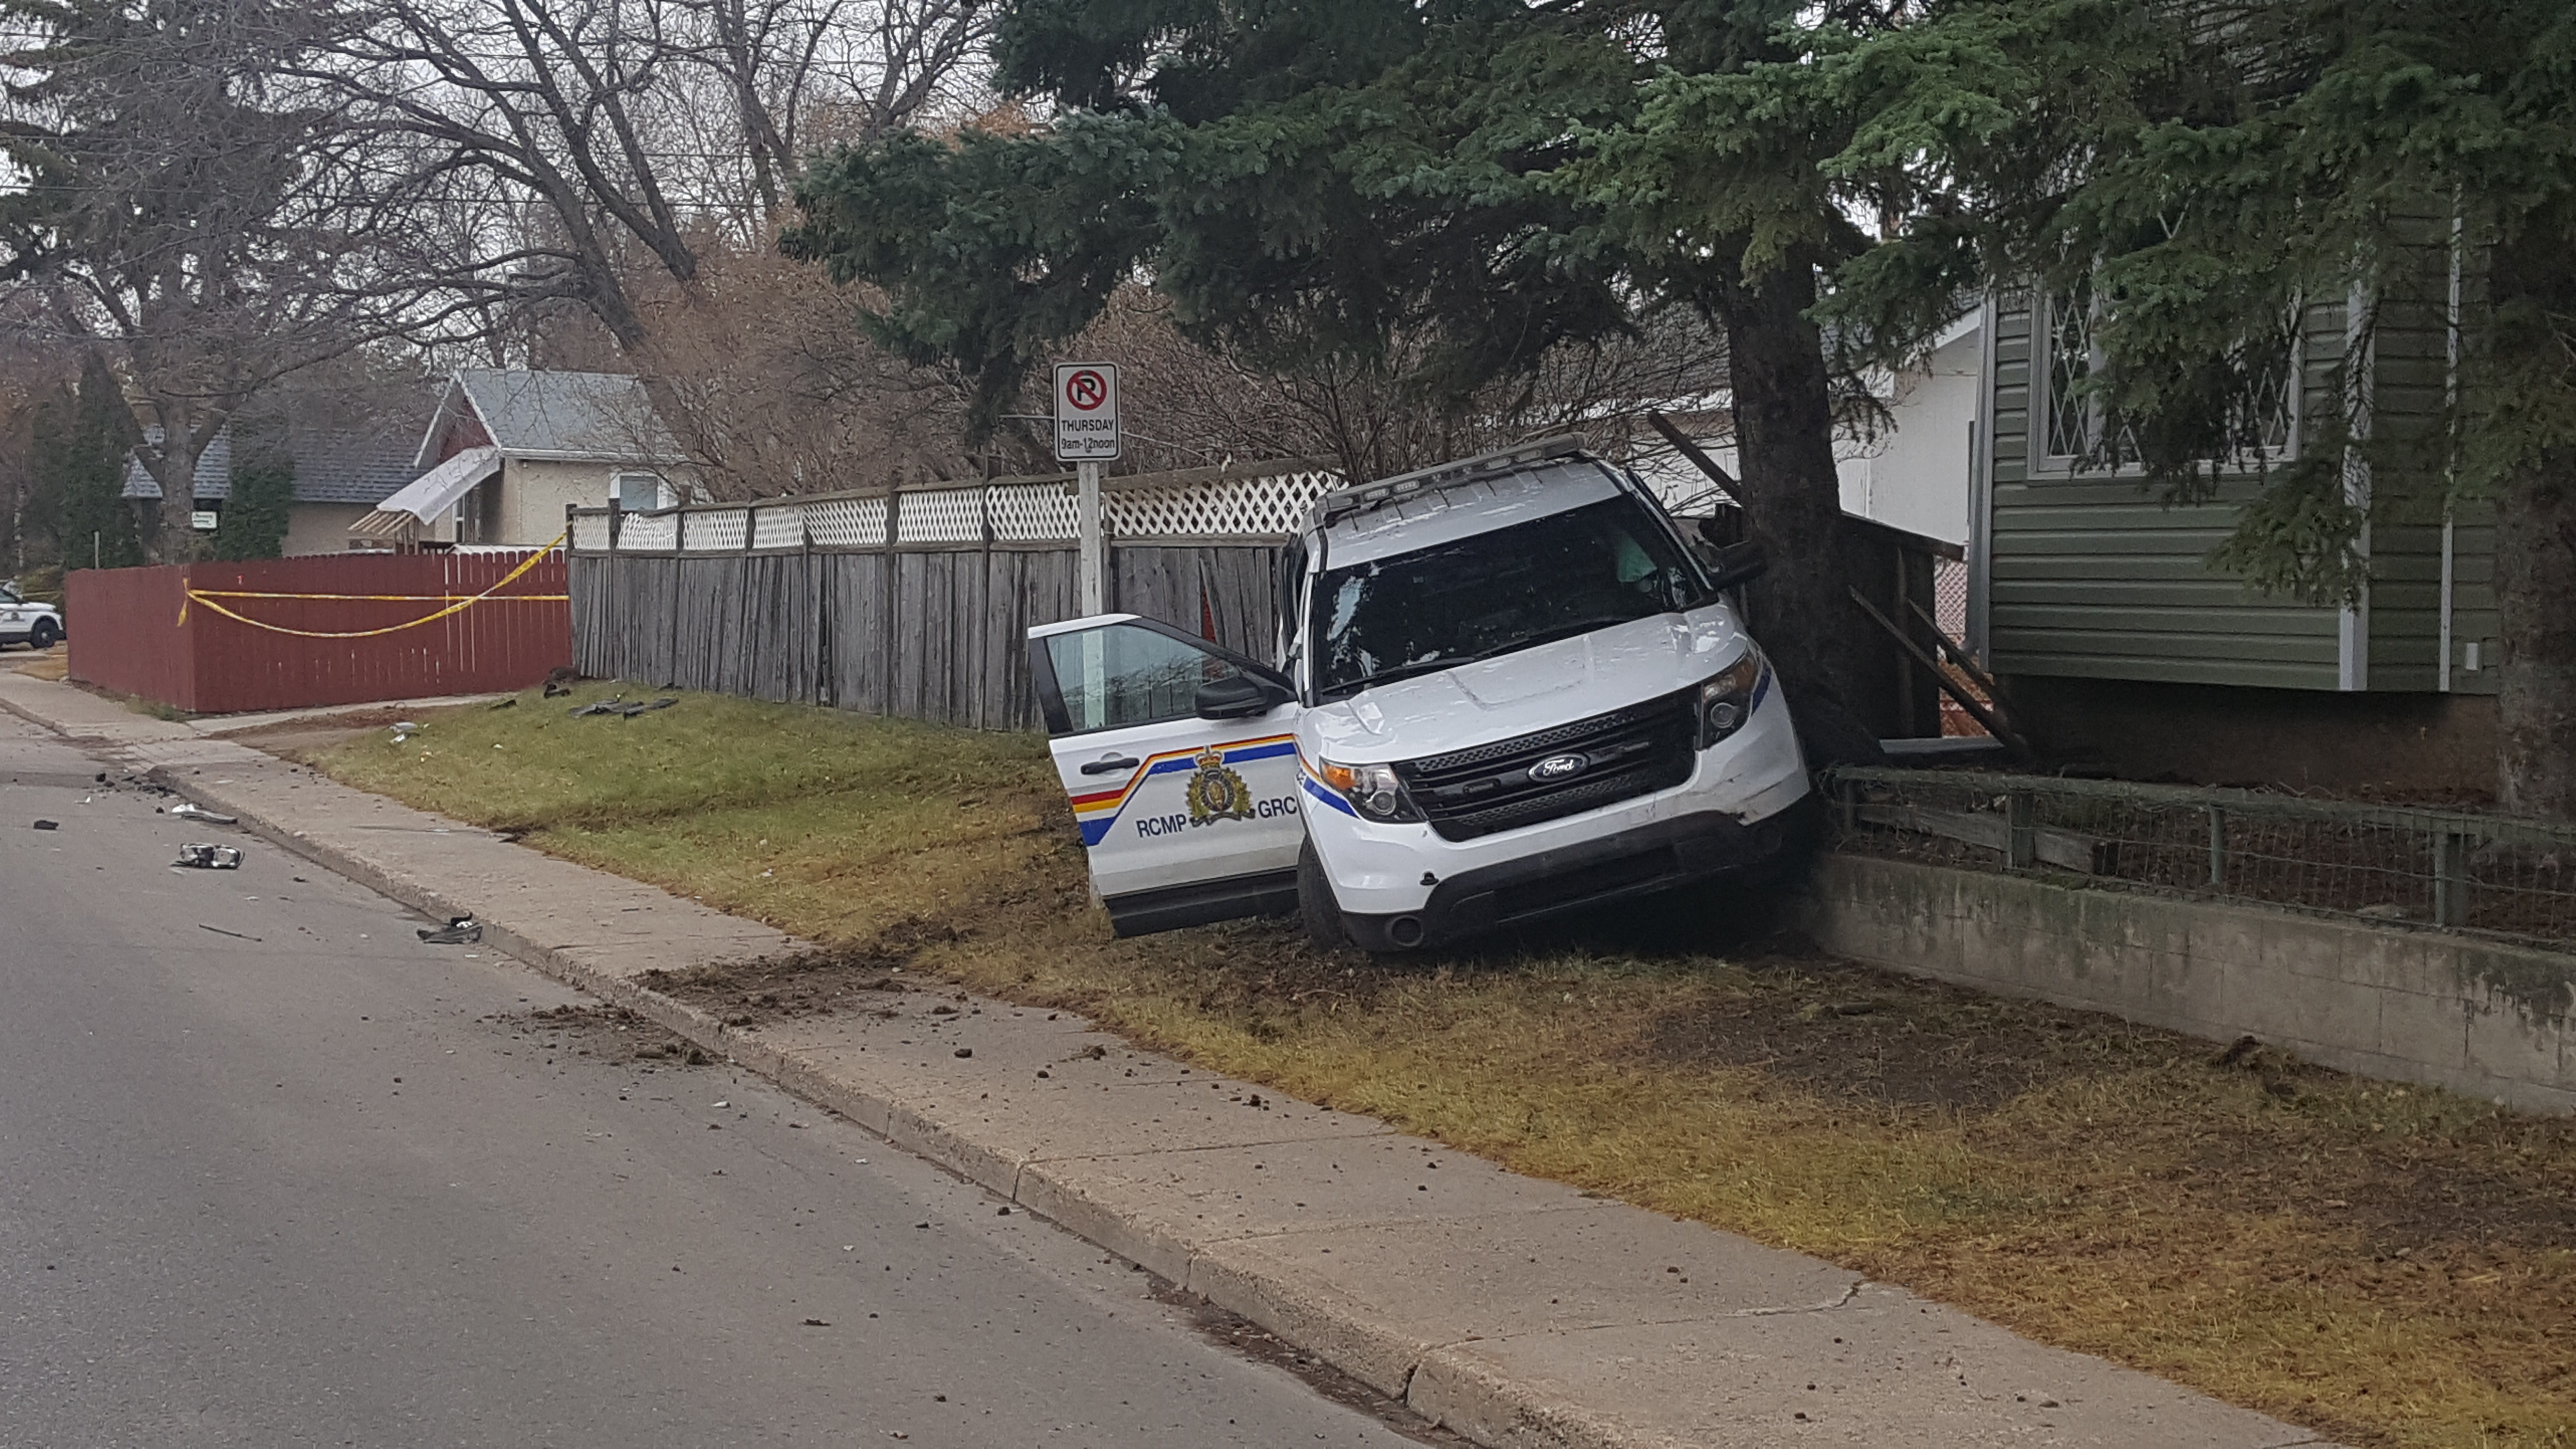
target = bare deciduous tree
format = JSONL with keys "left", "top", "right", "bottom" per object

{"left": 1067, "top": 289, "right": 1734, "bottom": 485}
{"left": 0, "top": 0, "right": 468, "bottom": 558}
{"left": 307, "top": 0, "right": 995, "bottom": 357}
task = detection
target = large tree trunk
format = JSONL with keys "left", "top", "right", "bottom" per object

{"left": 1723, "top": 267, "right": 1884, "bottom": 764}
{"left": 140, "top": 409, "right": 208, "bottom": 566}
{"left": 2494, "top": 455, "right": 2576, "bottom": 818}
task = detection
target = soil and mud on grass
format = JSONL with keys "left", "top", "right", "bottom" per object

{"left": 285, "top": 681, "right": 2575, "bottom": 1449}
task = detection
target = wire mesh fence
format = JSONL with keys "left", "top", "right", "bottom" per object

{"left": 1828, "top": 767, "right": 2576, "bottom": 950}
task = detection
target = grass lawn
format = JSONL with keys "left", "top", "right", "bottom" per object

{"left": 293, "top": 682, "right": 2576, "bottom": 1449}
{"left": 9, "top": 644, "right": 67, "bottom": 680}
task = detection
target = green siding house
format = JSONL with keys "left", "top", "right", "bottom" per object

{"left": 1967, "top": 281, "right": 2503, "bottom": 793}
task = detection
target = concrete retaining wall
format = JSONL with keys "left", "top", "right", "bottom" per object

{"left": 1801, "top": 853, "right": 2576, "bottom": 1114}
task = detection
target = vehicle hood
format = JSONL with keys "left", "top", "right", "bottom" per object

{"left": 1303, "top": 606, "right": 1752, "bottom": 764}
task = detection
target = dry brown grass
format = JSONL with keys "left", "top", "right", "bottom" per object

{"left": 9, "top": 644, "right": 67, "bottom": 680}
{"left": 303, "top": 684, "right": 2576, "bottom": 1449}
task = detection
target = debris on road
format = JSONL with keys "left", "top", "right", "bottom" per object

{"left": 32, "top": 819, "right": 57, "bottom": 830}
{"left": 543, "top": 665, "right": 579, "bottom": 697}
{"left": 569, "top": 695, "right": 679, "bottom": 719}
{"left": 173, "top": 843, "right": 243, "bottom": 869}
{"left": 489, "top": 696, "right": 518, "bottom": 710}
{"left": 199, "top": 923, "right": 260, "bottom": 942}
{"left": 167, "top": 803, "right": 238, "bottom": 825}
{"left": 418, "top": 916, "right": 483, "bottom": 945}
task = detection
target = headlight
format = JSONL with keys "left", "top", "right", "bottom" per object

{"left": 1697, "top": 644, "right": 1767, "bottom": 749}
{"left": 1316, "top": 757, "right": 1423, "bottom": 822}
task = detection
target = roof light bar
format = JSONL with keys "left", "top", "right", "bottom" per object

{"left": 1310, "top": 435, "right": 1589, "bottom": 526}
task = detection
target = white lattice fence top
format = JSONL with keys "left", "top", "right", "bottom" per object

{"left": 897, "top": 486, "right": 987, "bottom": 544}
{"left": 618, "top": 512, "right": 678, "bottom": 550}
{"left": 805, "top": 496, "right": 888, "bottom": 548}
{"left": 751, "top": 505, "right": 806, "bottom": 550}
{"left": 571, "top": 461, "right": 1336, "bottom": 553}
{"left": 1106, "top": 467, "right": 1335, "bottom": 538}
{"left": 683, "top": 508, "right": 750, "bottom": 552}
{"left": 989, "top": 482, "right": 1078, "bottom": 541}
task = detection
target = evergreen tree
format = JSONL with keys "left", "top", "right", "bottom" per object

{"left": 785, "top": 0, "right": 1921, "bottom": 743}
{"left": 29, "top": 352, "right": 142, "bottom": 571}
{"left": 214, "top": 423, "right": 292, "bottom": 560}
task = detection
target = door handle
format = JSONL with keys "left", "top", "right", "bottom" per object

{"left": 1080, "top": 756, "right": 1142, "bottom": 775}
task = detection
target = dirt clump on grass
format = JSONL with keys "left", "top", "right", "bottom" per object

{"left": 484, "top": 1002, "right": 714, "bottom": 1066}
{"left": 1642, "top": 953, "right": 2181, "bottom": 1109}
{"left": 642, "top": 916, "right": 957, "bottom": 1027}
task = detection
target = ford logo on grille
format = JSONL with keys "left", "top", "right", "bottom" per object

{"left": 1528, "top": 753, "right": 1590, "bottom": 783}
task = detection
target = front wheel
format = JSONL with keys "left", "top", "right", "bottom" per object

{"left": 1295, "top": 838, "right": 1351, "bottom": 951}
{"left": 28, "top": 617, "right": 59, "bottom": 649}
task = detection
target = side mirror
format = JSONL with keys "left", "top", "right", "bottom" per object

{"left": 1705, "top": 540, "right": 1767, "bottom": 592}
{"left": 1195, "top": 673, "right": 1284, "bottom": 721}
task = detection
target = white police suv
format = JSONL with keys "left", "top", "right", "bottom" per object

{"left": 1024, "top": 438, "right": 1816, "bottom": 948}
{"left": 0, "top": 581, "right": 63, "bottom": 651}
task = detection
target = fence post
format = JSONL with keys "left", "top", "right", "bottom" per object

{"left": 880, "top": 486, "right": 902, "bottom": 716}
{"left": 2433, "top": 829, "right": 2472, "bottom": 927}
{"left": 807, "top": 500, "right": 830, "bottom": 708}
{"left": 2206, "top": 805, "right": 2227, "bottom": 888}
{"left": 2005, "top": 788, "right": 2036, "bottom": 869}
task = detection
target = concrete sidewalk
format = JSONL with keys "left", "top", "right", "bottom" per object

{"left": 0, "top": 670, "right": 2337, "bottom": 1449}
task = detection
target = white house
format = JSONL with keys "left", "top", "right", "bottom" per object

{"left": 353, "top": 370, "right": 694, "bottom": 549}
{"left": 1632, "top": 315, "right": 1981, "bottom": 550}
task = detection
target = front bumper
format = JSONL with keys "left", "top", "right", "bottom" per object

{"left": 1337, "top": 793, "right": 1820, "bottom": 951}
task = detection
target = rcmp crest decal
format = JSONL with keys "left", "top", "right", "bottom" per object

{"left": 1185, "top": 746, "right": 1257, "bottom": 825}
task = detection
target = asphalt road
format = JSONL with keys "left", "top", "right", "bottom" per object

{"left": 0, "top": 710, "right": 1418, "bottom": 1449}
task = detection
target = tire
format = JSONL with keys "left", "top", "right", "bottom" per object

{"left": 28, "top": 617, "right": 58, "bottom": 650}
{"left": 1295, "top": 837, "right": 1351, "bottom": 951}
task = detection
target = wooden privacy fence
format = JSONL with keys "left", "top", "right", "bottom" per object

{"left": 567, "top": 461, "right": 1335, "bottom": 730}
{"left": 567, "top": 453, "right": 1966, "bottom": 738}
{"left": 65, "top": 549, "right": 573, "bottom": 714}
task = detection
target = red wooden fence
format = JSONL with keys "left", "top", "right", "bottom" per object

{"left": 65, "top": 551, "right": 572, "bottom": 714}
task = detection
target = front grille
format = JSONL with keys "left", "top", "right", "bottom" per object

{"left": 1397, "top": 688, "right": 1696, "bottom": 842}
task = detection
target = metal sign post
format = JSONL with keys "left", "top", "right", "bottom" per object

{"left": 1076, "top": 460, "right": 1104, "bottom": 613}
{"left": 1054, "top": 363, "right": 1120, "bottom": 614}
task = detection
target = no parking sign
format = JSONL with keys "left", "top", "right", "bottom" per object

{"left": 1053, "top": 363, "right": 1121, "bottom": 462}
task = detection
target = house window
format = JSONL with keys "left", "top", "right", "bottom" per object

{"left": 2040, "top": 283, "right": 2140, "bottom": 468}
{"left": 616, "top": 472, "right": 663, "bottom": 511}
{"left": 2037, "top": 284, "right": 2297, "bottom": 473}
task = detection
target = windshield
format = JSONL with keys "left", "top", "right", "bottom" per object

{"left": 1311, "top": 494, "right": 1707, "bottom": 700}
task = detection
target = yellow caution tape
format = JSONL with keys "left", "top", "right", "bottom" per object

{"left": 178, "top": 535, "right": 569, "bottom": 638}
{"left": 184, "top": 589, "right": 571, "bottom": 603}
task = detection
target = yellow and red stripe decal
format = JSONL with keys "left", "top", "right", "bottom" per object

{"left": 1069, "top": 734, "right": 1296, "bottom": 846}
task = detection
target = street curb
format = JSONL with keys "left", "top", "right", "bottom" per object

{"left": 132, "top": 760, "right": 1647, "bottom": 1449}
{"left": 0, "top": 673, "right": 2330, "bottom": 1449}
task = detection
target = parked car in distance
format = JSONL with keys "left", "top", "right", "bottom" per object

{"left": 1025, "top": 437, "right": 1817, "bottom": 950}
{"left": 0, "top": 581, "right": 63, "bottom": 650}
